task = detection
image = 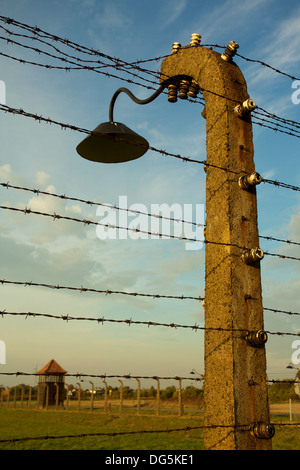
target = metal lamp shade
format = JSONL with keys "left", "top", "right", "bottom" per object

{"left": 76, "top": 121, "right": 149, "bottom": 163}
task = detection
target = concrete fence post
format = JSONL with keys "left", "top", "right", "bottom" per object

{"left": 177, "top": 379, "right": 183, "bottom": 417}
{"left": 118, "top": 380, "right": 123, "bottom": 414}
{"left": 28, "top": 386, "right": 32, "bottom": 409}
{"left": 135, "top": 378, "right": 141, "bottom": 416}
{"left": 6, "top": 387, "right": 10, "bottom": 408}
{"left": 76, "top": 382, "right": 81, "bottom": 412}
{"left": 102, "top": 379, "right": 108, "bottom": 413}
{"left": 13, "top": 387, "right": 16, "bottom": 408}
{"left": 160, "top": 36, "right": 272, "bottom": 450}
{"left": 21, "top": 386, "right": 24, "bottom": 408}
{"left": 156, "top": 379, "right": 160, "bottom": 416}
{"left": 89, "top": 381, "right": 94, "bottom": 412}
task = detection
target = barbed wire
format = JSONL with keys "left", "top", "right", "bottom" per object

{"left": 2, "top": 101, "right": 300, "bottom": 194}
{"left": 0, "top": 371, "right": 203, "bottom": 382}
{"left": 0, "top": 27, "right": 171, "bottom": 93}
{"left": 0, "top": 421, "right": 299, "bottom": 445}
{"left": 3, "top": 14, "right": 300, "bottom": 140}
{"left": 0, "top": 424, "right": 253, "bottom": 444}
{"left": 0, "top": 23, "right": 169, "bottom": 69}
{"left": 0, "top": 370, "right": 299, "bottom": 385}
{"left": 0, "top": 16, "right": 168, "bottom": 71}
{"left": 1, "top": 279, "right": 299, "bottom": 319}
{"left": 252, "top": 116, "right": 300, "bottom": 140}
{"left": 253, "top": 112, "right": 300, "bottom": 136}
{"left": 2, "top": 182, "right": 300, "bottom": 248}
{"left": 1, "top": 15, "right": 299, "bottom": 84}
{"left": 235, "top": 52, "right": 300, "bottom": 82}
{"left": 0, "top": 203, "right": 206, "bottom": 244}
{"left": 0, "top": 182, "right": 205, "bottom": 229}
{"left": 0, "top": 279, "right": 204, "bottom": 302}
{"left": 261, "top": 178, "right": 300, "bottom": 193}
{"left": 264, "top": 307, "right": 300, "bottom": 316}
{"left": 1, "top": 204, "right": 300, "bottom": 262}
{"left": 0, "top": 51, "right": 159, "bottom": 94}
{"left": 4, "top": 48, "right": 300, "bottom": 139}
{"left": 3, "top": 48, "right": 300, "bottom": 137}
{"left": 1, "top": 310, "right": 298, "bottom": 337}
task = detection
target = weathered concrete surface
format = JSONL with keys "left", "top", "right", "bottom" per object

{"left": 161, "top": 45, "right": 272, "bottom": 450}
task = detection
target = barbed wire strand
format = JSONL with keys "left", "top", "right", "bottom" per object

{"left": 1, "top": 182, "right": 300, "bottom": 247}
{"left": 2, "top": 102, "right": 300, "bottom": 192}
{"left": 1, "top": 16, "right": 299, "bottom": 84}
{"left": 264, "top": 306, "right": 300, "bottom": 316}
{"left": 1, "top": 310, "right": 298, "bottom": 337}
{"left": 0, "top": 371, "right": 298, "bottom": 385}
{"left": 0, "top": 182, "right": 205, "bottom": 229}
{"left": 0, "top": 371, "right": 203, "bottom": 381}
{"left": 0, "top": 422, "right": 299, "bottom": 444}
{"left": 3, "top": 14, "right": 300, "bottom": 140}
{"left": 0, "top": 280, "right": 299, "bottom": 318}
{"left": 1, "top": 204, "right": 300, "bottom": 263}
{"left": 4, "top": 45, "right": 300, "bottom": 139}
{"left": 0, "top": 279, "right": 204, "bottom": 302}
{"left": 0, "top": 424, "right": 267, "bottom": 445}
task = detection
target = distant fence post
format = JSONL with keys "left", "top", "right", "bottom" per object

{"left": 118, "top": 380, "right": 123, "bottom": 414}
{"left": 135, "top": 378, "right": 141, "bottom": 416}
{"left": 89, "top": 381, "right": 94, "bottom": 412}
{"left": 28, "top": 386, "right": 32, "bottom": 409}
{"left": 102, "top": 379, "right": 108, "bottom": 413}
{"left": 177, "top": 378, "right": 183, "bottom": 417}
{"left": 76, "top": 382, "right": 81, "bottom": 411}
{"left": 6, "top": 387, "right": 10, "bottom": 408}
{"left": 13, "top": 387, "right": 17, "bottom": 408}
{"left": 21, "top": 386, "right": 24, "bottom": 408}
{"left": 156, "top": 378, "right": 160, "bottom": 416}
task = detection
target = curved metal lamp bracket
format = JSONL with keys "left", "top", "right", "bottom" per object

{"left": 109, "top": 75, "right": 192, "bottom": 123}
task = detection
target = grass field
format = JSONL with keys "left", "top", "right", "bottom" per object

{"left": 0, "top": 408, "right": 299, "bottom": 450}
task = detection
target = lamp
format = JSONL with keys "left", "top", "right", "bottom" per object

{"left": 76, "top": 76, "right": 189, "bottom": 164}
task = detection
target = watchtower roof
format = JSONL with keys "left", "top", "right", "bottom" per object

{"left": 37, "top": 359, "right": 67, "bottom": 375}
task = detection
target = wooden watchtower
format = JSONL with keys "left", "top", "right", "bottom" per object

{"left": 37, "top": 359, "right": 67, "bottom": 408}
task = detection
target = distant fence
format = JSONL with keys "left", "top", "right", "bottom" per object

{"left": 0, "top": 376, "right": 202, "bottom": 417}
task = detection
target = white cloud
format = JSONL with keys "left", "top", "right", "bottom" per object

{"left": 0, "top": 164, "right": 24, "bottom": 185}
{"left": 35, "top": 171, "right": 50, "bottom": 187}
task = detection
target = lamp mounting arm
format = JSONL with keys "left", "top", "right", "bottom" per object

{"left": 109, "top": 75, "right": 191, "bottom": 123}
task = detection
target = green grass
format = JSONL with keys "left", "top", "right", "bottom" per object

{"left": 0, "top": 409, "right": 298, "bottom": 450}
{"left": 0, "top": 409, "right": 204, "bottom": 450}
{"left": 270, "top": 415, "right": 300, "bottom": 451}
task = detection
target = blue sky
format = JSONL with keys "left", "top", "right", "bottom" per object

{"left": 0, "top": 0, "right": 299, "bottom": 390}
